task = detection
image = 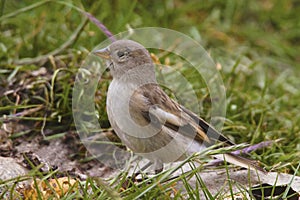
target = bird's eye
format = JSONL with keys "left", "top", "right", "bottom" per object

{"left": 117, "top": 51, "right": 126, "bottom": 58}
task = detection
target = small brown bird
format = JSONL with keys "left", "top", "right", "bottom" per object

{"left": 94, "top": 39, "right": 264, "bottom": 173}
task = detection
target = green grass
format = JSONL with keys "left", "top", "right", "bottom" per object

{"left": 0, "top": 0, "right": 300, "bottom": 199}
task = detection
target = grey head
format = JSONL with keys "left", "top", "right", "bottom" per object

{"left": 93, "top": 40, "right": 155, "bottom": 80}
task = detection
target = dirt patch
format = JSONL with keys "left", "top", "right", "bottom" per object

{"left": 0, "top": 121, "right": 115, "bottom": 180}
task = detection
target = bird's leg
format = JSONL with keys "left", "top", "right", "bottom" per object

{"left": 155, "top": 167, "right": 163, "bottom": 174}
{"left": 132, "top": 160, "right": 153, "bottom": 179}
{"left": 122, "top": 160, "right": 164, "bottom": 189}
{"left": 153, "top": 160, "right": 163, "bottom": 174}
{"left": 122, "top": 161, "right": 153, "bottom": 189}
{"left": 132, "top": 160, "right": 163, "bottom": 180}
{"left": 132, "top": 159, "right": 164, "bottom": 177}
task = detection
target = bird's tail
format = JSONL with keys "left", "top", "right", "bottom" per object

{"left": 213, "top": 153, "right": 267, "bottom": 173}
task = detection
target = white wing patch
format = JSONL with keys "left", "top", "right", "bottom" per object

{"left": 149, "top": 105, "right": 184, "bottom": 126}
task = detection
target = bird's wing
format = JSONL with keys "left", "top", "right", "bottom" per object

{"left": 130, "top": 83, "right": 266, "bottom": 173}
{"left": 180, "top": 106, "right": 235, "bottom": 146}
{"left": 130, "top": 83, "right": 233, "bottom": 145}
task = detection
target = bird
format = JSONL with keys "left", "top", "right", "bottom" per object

{"left": 93, "top": 39, "right": 265, "bottom": 174}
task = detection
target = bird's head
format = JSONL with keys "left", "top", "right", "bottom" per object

{"left": 93, "top": 40, "right": 154, "bottom": 79}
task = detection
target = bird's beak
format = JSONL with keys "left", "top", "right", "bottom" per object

{"left": 93, "top": 47, "right": 111, "bottom": 59}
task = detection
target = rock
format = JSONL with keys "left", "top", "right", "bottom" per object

{"left": 0, "top": 156, "right": 28, "bottom": 181}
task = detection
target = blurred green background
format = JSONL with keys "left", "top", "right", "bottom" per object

{"left": 2, "top": 0, "right": 300, "bottom": 65}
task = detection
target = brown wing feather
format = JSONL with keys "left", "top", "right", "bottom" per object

{"left": 181, "top": 107, "right": 235, "bottom": 146}
{"left": 131, "top": 83, "right": 226, "bottom": 144}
